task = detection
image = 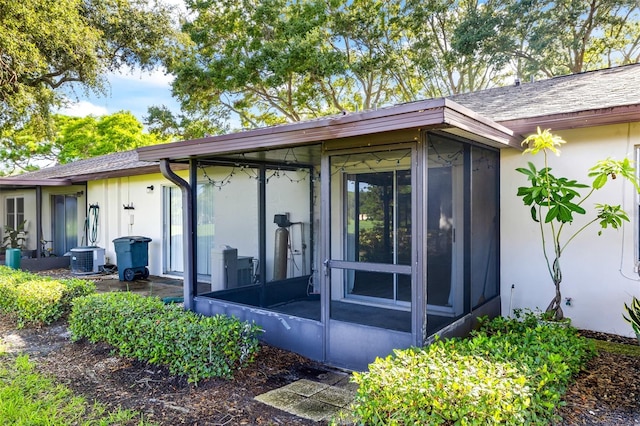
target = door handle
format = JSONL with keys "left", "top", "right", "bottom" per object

{"left": 323, "top": 259, "right": 330, "bottom": 276}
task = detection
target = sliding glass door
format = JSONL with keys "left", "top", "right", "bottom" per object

{"left": 52, "top": 195, "right": 78, "bottom": 255}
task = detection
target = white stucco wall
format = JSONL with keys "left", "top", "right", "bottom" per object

{"left": 86, "top": 166, "right": 314, "bottom": 281}
{"left": 87, "top": 171, "right": 188, "bottom": 276}
{"left": 501, "top": 122, "right": 640, "bottom": 336}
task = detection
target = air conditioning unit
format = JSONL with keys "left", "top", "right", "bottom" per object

{"left": 71, "top": 247, "right": 105, "bottom": 275}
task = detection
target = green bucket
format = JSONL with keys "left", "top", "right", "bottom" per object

{"left": 5, "top": 248, "right": 21, "bottom": 269}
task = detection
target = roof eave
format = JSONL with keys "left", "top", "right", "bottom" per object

{"left": 499, "top": 104, "right": 640, "bottom": 137}
{"left": 138, "top": 99, "right": 518, "bottom": 161}
{"left": 442, "top": 100, "right": 521, "bottom": 149}
{"left": 67, "top": 164, "right": 177, "bottom": 183}
{"left": 0, "top": 178, "right": 72, "bottom": 188}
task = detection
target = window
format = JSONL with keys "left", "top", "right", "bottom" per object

{"left": 5, "top": 197, "right": 24, "bottom": 229}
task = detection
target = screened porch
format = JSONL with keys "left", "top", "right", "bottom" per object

{"left": 139, "top": 99, "right": 516, "bottom": 369}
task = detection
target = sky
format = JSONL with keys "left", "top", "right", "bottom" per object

{"left": 59, "top": 67, "right": 181, "bottom": 123}
{"left": 59, "top": 0, "right": 186, "bottom": 124}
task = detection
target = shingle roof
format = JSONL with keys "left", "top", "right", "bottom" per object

{"left": 0, "top": 150, "right": 160, "bottom": 184}
{"left": 450, "top": 63, "right": 640, "bottom": 122}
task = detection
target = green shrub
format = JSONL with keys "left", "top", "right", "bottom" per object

{"left": 0, "top": 265, "right": 32, "bottom": 282}
{"left": 57, "top": 277, "right": 96, "bottom": 309}
{"left": 0, "top": 267, "right": 96, "bottom": 327}
{"left": 0, "top": 280, "right": 16, "bottom": 312}
{"left": 465, "top": 313, "right": 596, "bottom": 422}
{"left": 353, "top": 344, "right": 531, "bottom": 425}
{"left": 351, "top": 313, "right": 595, "bottom": 425}
{"left": 14, "top": 280, "right": 65, "bottom": 327}
{"left": 69, "top": 292, "right": 261, "bottom": 382}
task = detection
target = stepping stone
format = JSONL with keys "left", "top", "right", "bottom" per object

{"left": 282, "top": 378, "right": 329, "bottom": 397}
{"left": 314, "top": 386, "right": 354, "bottom": 408}
{"left": 254, "top": 388, "right": 305, "bottom": 410}
{"left": 334, "top": 375, "right": 360, "bottom": 392}
{"left": 287, "top": 397, "right": 340, "bottom": 422}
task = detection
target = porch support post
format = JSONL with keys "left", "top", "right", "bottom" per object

{"left": 320, "top": 149, "right": 330, "bottom": 356}
{"left": 35, "top": 186, "right": 42, "bottom": 258}
{"left": 190, "top": 159, "right": 198, "bottom": 296}
{"left": 258, "top": 165, "right": 267, "bottom": 307}
{"left": 416, "top": 135, "right": 428, "bottom": 346}
{"left": 159, "top": 159, "right": 195, "bottom": 310}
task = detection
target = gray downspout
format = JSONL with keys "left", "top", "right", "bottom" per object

{"left": 36, "top": 186, "right": 42, "bottom": 258}
{"left": 160, "top": 159, "right": 195, "bottom": 311}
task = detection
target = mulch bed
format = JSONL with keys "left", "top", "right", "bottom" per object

{"left": 555, "top": 330, "right": 640, "bottom": 425}
{"left": 0, "top": 316, "right": 322, "bottom": 425}
{"left": 2, "top": 311, "right": 640, "bottom": 424}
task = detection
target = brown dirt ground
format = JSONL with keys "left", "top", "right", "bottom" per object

{"left": 555, "top": 330, "right": 640, "bottom": 425}
{"left": 0, "top": 316, "right": 326, "bottom": 425}
{"left": 1, "top": 269, "right": 639, "bottom": 425}
{"left": 2, "top": 318, "right": 640, "bottom": 425}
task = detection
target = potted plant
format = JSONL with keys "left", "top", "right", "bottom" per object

{"left": 2, "top": 219, "right": 28, "bottom": 251}
{"left": 516, "top": 128, "right": 639, "bottom": 321}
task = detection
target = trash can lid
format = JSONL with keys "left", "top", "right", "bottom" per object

{"left": 112, "top": 236, "right": 152, "bottom": 243}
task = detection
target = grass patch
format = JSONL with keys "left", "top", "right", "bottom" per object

{"left": 0, "top": 353, "right": 155, "bottom": 425}
{"left": 591, "top": 338, "right": 640, "bottom": 357}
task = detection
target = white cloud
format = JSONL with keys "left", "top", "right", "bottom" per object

{"left": 58, "top": 100, "right": 109, "bottom": 117}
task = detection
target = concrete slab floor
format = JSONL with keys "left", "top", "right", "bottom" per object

{"left": 70, "top": 272, "right": 209, "bottom": 300}
{"left": 255, "top": 377, "right": 357, "bottom": 423}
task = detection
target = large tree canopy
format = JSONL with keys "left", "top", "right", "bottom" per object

{"left": 0, "top": 0, "right": 177, "bottom": 158}
{"left": 3, "top": 0, "right": 640, "bottom": 169}
{"left": 143, "top": 105, "right": 226, "bottom": 141}
{"left": 166, "top": 0, "right": 640, "bottom": 129}
{"left": 0, "top": 112, "right": 164, "bottom": 174}
{"left": 454, "top": 0, "right": 640, "bottom": 80}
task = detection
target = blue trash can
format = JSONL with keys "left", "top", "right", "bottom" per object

{"left": 112, "top": 236, "right": 152, "bottom": 281}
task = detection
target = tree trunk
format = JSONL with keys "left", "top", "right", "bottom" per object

{"left": 545, "top": 258, "right": 564, "bottom": 320}
{"left": 545, "top": 282, "right": 564, "bottom": 320}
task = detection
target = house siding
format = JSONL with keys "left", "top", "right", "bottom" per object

{"left": 87, "top": 171, "right": 189, "bottom": 276}
{"left": 500, "top": 122, "right": 640, "bottom": 337}
{"left": 0, "top": 186, "right": 86, "bottom": 252}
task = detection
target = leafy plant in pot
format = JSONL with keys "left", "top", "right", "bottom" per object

{"left": 516, "top": 128, "right": 639, "bottom": 321}
{"left": 2, "top": 219, "right": 28, "bottom": 251}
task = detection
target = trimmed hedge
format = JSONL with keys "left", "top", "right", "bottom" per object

{"left": 351, "top": 312, "right": 596, "bottom": 425}
{"left": 354, "top": 345, "right": 530, "bottom": 425}
{"left": 0, "top": 266, "right": 95, "bottom": 327}
{"left": 69, "top": 292, "right": 262, "bottom": 382}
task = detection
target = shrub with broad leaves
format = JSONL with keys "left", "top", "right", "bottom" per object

{"left": 0, "top": 266, "right": 95, "bottom": 327}
{"left": 69, "top": 292, "right": 262, "bottom": 383}
{"left": 350, "top": 312, "right": 595, "bottom": 425}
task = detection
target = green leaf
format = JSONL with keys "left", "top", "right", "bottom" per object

{"left": 530, "top": 206, "right": 539, "bottom": 222}
{"left": 592, "top": 173, "right": 607, "bottom": 189}
{"left": 545, "top": 205, "right": 559, "bottom": 223}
